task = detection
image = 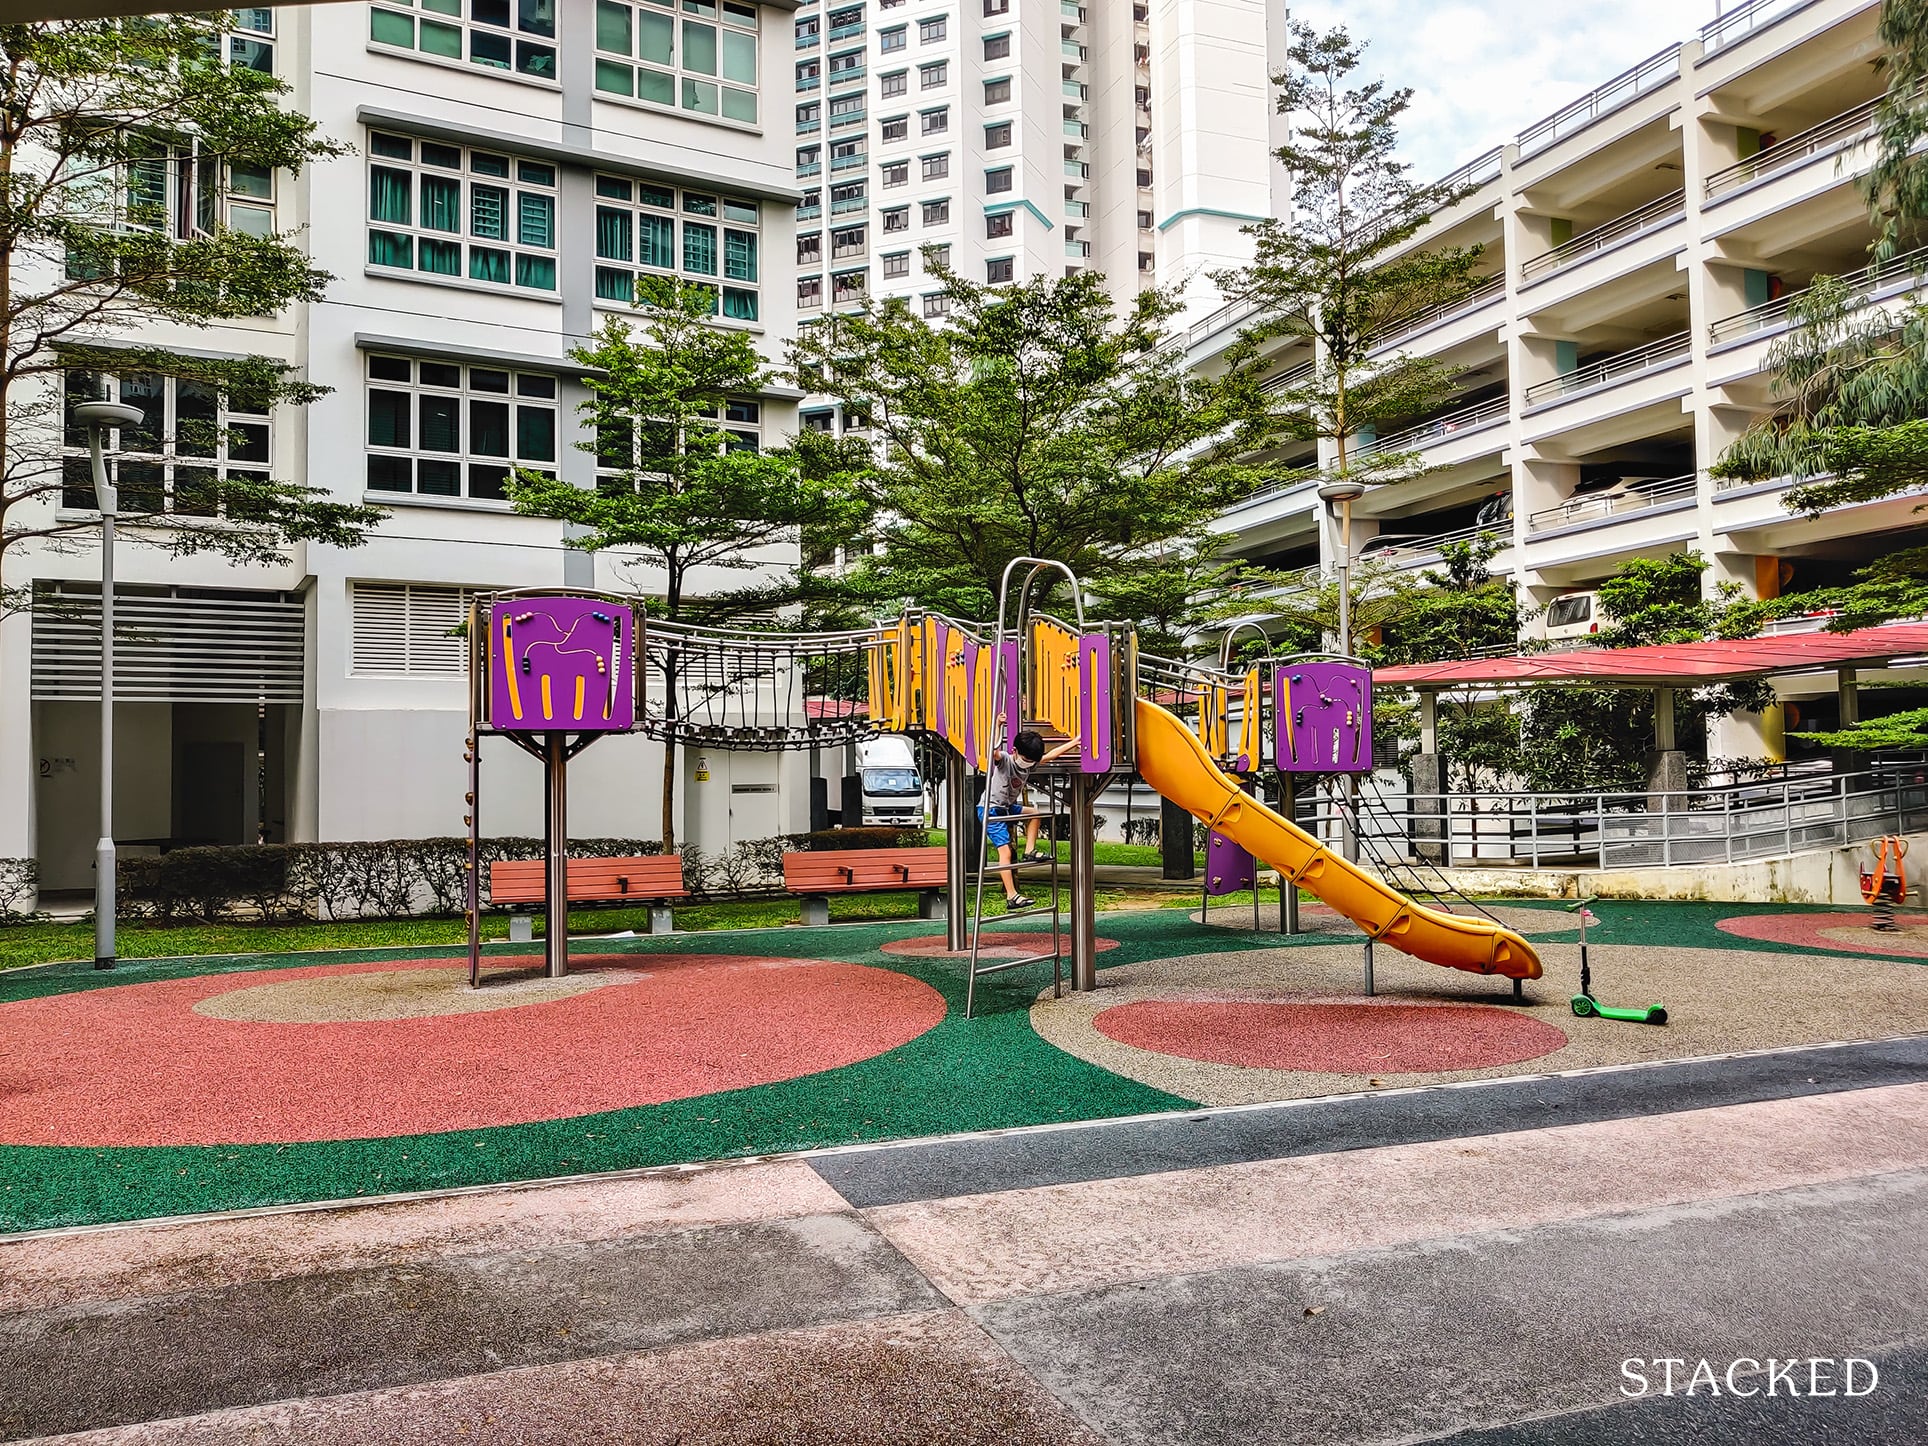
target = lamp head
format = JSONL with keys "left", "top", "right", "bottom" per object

{"left": 1317, "top": 480, "right": 1366, "bottom": 505}
{"left": 72, "top": 400, "right": 145, "bottom": 432}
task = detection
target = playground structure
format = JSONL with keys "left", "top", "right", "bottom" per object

{"left": 462, "top": 565, "right": 1544, "bottom": 998}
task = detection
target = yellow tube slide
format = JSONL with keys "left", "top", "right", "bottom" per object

{"left": 1134, "top": 698, "right": 1542, "bottom": 981}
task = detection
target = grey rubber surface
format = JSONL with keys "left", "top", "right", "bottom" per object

{"left": 812, "top": 1035, "right": 1928, "bottom": 1207}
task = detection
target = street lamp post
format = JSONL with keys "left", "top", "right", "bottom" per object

{"left": 1317, "top": 479, "right": 1366, "bottom": 866}
{"left": 72, "top": 396, "right": 145, "bottom": 970}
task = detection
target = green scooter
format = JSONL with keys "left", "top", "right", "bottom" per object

{"left": 1566, "top": 899, "right": 1668, "bottom": 1024}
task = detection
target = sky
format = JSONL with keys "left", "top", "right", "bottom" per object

{"left": 1283, "top": 0, "right": 1715, "bottom": 180}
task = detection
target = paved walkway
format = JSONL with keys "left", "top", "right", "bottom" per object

{"left": 5, "top": 1036, "right": 1926, "bottom": 1444}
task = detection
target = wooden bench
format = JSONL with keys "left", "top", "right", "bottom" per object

{"left": 489, "top": 855, "right": 685, "bottom": 935}
{"left": 782, "top": 846, "right": 948, "bottom": 926}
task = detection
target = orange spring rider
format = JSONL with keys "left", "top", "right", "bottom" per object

{"left": 1861, "top": 836, "right": 1908, "bottom": 932}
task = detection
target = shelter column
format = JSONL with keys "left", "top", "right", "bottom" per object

{"left": 1646, "top": 687, "right": 1688, "bottom": 808}
{"left": 1412, "top": 689, "right": 1445, "bottom": 863}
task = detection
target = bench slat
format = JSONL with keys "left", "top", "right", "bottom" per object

{"left": 489, "top": 856, "right": 684, "bottom": 905}
{"left": 783, "top": 846, "right": 946, "bottom": 894}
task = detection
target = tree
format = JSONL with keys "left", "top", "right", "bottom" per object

{"left": 1, "top": 16, "right": 382, "bottom": 620}
{"left": 786, "top": 257, "right": 1280, "bottom": 623}
{"left": 1213, "top": 22, "right": 1485, "bottom": 499}
{"left": 1865, "top": 0, "right": 1928, "bottom": 258}
{"left": 508, "top": 278, "right": 865, "bottom": 850}
{"left": 1790, "top": 706, "right": 1928, "bottom": 750}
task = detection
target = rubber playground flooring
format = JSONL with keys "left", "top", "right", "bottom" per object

{"left": 1, "top": 899, "right": 1925, "bottom": 1234}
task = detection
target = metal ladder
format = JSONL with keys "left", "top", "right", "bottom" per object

{"left": 964, "top": 761, "right": 1070, "bottom": 1017}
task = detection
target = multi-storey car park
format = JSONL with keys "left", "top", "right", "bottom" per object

{"left": 3, "top": 1, "right": 814, "bottom": 895}
{"left": 1194, "top": 0, "right": 1912, "bottom": 763}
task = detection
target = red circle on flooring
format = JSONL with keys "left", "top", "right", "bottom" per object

{"left": 0, "top": 955, "right": 945, "bottom": 1148}
{"left": 881, "top": 932, "right": 1121, "bottom": 959}
{"left": 1092, "top": 999, "right": 1568, "bottom": 1074}
{"left": 1716, "top": 912, "right": 1928, "bottom": 959}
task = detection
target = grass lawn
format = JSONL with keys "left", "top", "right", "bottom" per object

{"left": 928, "top": 829, "right": 1203, "bottom": 869}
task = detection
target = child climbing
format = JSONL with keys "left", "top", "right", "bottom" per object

{"left": 983, "top": 729, "right": 1080, "bottom": 909}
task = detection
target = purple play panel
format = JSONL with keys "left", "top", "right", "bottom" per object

{"left": 486, "top": 597, "right": 635, "bottom": 732}
{"left": 1078, "top": 632, "right": 1114, "bottom": 773}
{"left": 1205, "top": 828, "right": 1256, "bottom": 897}
{"left": 1276, "top": 662, "right": 1372, "bottom": 773}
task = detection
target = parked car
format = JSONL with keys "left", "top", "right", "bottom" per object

{"left": 1475, "top": 491, "right": 1513, "bottom": 527}
{"left": 1355, "top": 533, "right": 1434, "bottom": 563}
{"left": 1543, "top": 589, "right": 1603, "bottom": 640}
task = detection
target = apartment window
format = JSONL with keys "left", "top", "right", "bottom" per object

{"left": 985, "top": 166, "right": 1012, "bottom": 194}
{"left": 228, "top": 9, "right": 275, "bottom": 73}
{"left": 985, "top": 121, "right": 1011, "bottom": 148}
{"left": 924, "top": 242, "right": 949, "bottom": 269}
{"left": 802, "top": 408, "right": 834, "bottom": 432}
{"left": 88, "top": 138, "right": 278, "bottom": 252}
{"left": 881, "top": 250, "right": 910, "bottom": 278}
{"left": 59, "top": 370, "right": 270, "bottom": 515}
{"left": 827, "top": 6, "right": 863, "bottom": 32}
{"left": 921, "top": 107, "right": 948, "bottom": 135}
{"left": 880, "top": 24, "right": 906, "bottom": 50}
{"left": 797, "top": 100, "right": 822, "bottom": 131}
{"left": 797, "top": 145, "right": 822, "bottom": 178}
{"left": 798, "top": 231, "right": 822, "bottom": 263}
{"left": 366, "top": 133, "right": 557, "bottom": 292}
{"left": 829, "top": 93, "right": 866, "bottom": 120}
{"left": 983, "top": 32, "right": 1009, "bottom": 60}
{"left": 797, "top": 57, "right": 820, "bottom": 87}
{"left": 831, "top": 137, "right": 864, "bottom": 165}
{"left": 882, "top": 205, "right": 910, "bottom": 232}
{"left": 922, "top": 198, "right": 949, "bottom": 224}
{"left": 799, "top": 275, "right": 823, "bottom": 307}
{"left": 1138, "top": 252, "right": 1154, "bottom": 271}
{"left": 364, "top": 354, "right": 556, "bottom": 503}
{"left": 983, "top": 0, "right": 1009, "bottom": 14}
{"left": 592, "top": 0, "right": 760, "bottom": 124}
{"left": 832, "top": 269, "right": 867, "bottom": 302}
{"left": 592, "top": 175, "right": 760, "bottom": 323}
{"left": 984, "top": 77, "right": 1009, "bottom": 104}
{"left": 797, "top": 189, "right": 821, "bottom": 219}
{"left": 599, "top": 399, "right": 761, "bottom": 478}
{"left": 918, "top": 16, "right": 946, "bottom": 42}
{"left": 880, "top": 69, "right": 907, "bottom": 97}
{"left": 1137, "top": 209, "right": 1153, "bottom": 229}
{"left": 797, "top": 15, "right": 820, "bottom": 44}
{"left": 921, "top": 153, "right": 948, "bottom": 179}
{"left": 883, "top": 161, "right": 910, "bottom": 188}
{"left": 1136, "top": 167, "right": 1152, "bottom": 187}
{"left": 986, "top": 257, "right": 1013, "bottom": 283}
{"left": 369, "top": 0, "right": 557, "bottom": 82}
{"left": 881, "top": 116, "right": 909, "bottom": 142}
{"left": 920, "top": 60, "right": 946, "bottom": 89}
{"left": 832, "top": 225, "right": 866, "bottom": 259}
{"left": 828, "top": 48, "right": 863, "bottom": 80}
{"left": 986, "top": 211, "right": 1012, "bottom": 238}
{"left": 923, "top": 291, "right": 950, "bottom": 316}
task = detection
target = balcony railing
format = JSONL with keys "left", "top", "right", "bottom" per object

{"left": 797, "top": 32, "right": 819, "bottom": 49}
{"left": 1436, "top": 146, "right": 1504, "bottom": 194}
{"left": 1708, "top": 245, "right": 1928, "bottom": 345}
{"left": 1368, "top": 276, "right": 1504, "bottom": 353}
{"left": 830, "top": 194, "right": 868, "bottom": 214}
{"left": 828, "top": 21, "right": 864, "bottom": 40}
{"left": 1528, "top": 472, "right": 1698, "bottom": 532}
{"left": 1701, "top": 0, "right": 1808, "bottom": 55}
{"left": 830, "top": 108, "right": 866, "bottom": 129}
{"left": 831, "top": 152, "right": 867, "bottom": 171}
{"left": 796, "top": 160, "right": 822, "bottom": 177}
{"left": 828, "top": 64, "right": 866, "bottom": 87}
{"left": 796, "top": 75, "right": 821, "bottom": 92}
{"left": 1704, "top": 96, "right": 1883, "bottom": 199}
{"left": 1522, "top": 331, "right": 1691, "bottom": 405}
{"left": 1519, "top": 190, "right": 1684, "bottom": 282}
{"left": 1516, "top": 44, "right": 1680, "bottom": 158}
{"left": 1365, "top": 397, "right": 1508, "bottom": 457}
{"left": 1258, "top": 360, "right": 1313, "bottom": 394}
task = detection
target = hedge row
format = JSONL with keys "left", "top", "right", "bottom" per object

{"left": 0, "top": 828, "right": 931, "bottom": 925}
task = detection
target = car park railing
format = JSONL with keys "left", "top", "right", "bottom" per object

{"left": 1527, "top": 473, "right": 1699, "bottom": 532}
{"left": 1520, "top": 191, "right": 1685, "bottom": 283}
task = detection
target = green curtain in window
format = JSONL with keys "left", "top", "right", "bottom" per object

{"left": 418, "top": 237, "right": 461, "bottom": 274}
{"left": 721, "top": 29, "right": 755, "bottom": 83}
{"left": 722, "top": 287, "right": 758, "bottom": 321}
{"left": 639, "top": 214, "right": 675, "bottom": 268}
{"left": 639, "top": 10, "right": 672, "bottom": 62}
{"left": 367, "top": 389, "right": 411, "bottom": 447}
{"left": 420, "top": 175, "right": 461, "bottom": 232}
{"left": 471, "top": 184, "right": 507, "bottom": 240}
{"left": 518, "top": 193, "right": 554, "bottom": 248}
{"left": 419, "top": 395, "right": 460, "bottom": 453}
{"left": 595, "top": 267, "right": 635, "bottom": 302}
{"left": 684, "top": 222, "right": 717, "bottom": 275}
{"left": 597, "top": 207, "right": 633, "bottom": 261}
{"left": 368, "top": 230, "right": 413, "bottom": 267}
{"left": 596, "top": 0, "right": 630, "bottom": 52}
{"left": 724, "top": 229, "right": 756, "bottom": 281}
{"left": 470, "top": 400, "right": 510, "bottom": 457}
{"left": 470, "top": 246, "right": 510, "bottom": 284}
{"left": 683, "top": 20, "right": 717, "bottom": 74}
{"left": 516, "top": 405, "right": 556, "bottom": 462}
{"left": 516, "top": 254, "right": 557, "bottom": 290}
{"left": 369, "top": 167, "right": 411, "bottom": 224}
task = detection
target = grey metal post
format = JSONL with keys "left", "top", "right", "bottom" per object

{"left": 1318, "top": 480, "right": 1365, "bottom": 864}
{"left": 73, "top": 397, "right": 142, "bottom": 969}
{"left": 1069, "top": 771, "right": 1098, "bottom": 992}
{"left": 944, "top": 748, "right": 969, "bottom": 950}
{"left": 544, "top": 732, "right": 568, "bottom": 978}
{"left": 1280, "top": 775, "right": 1299, "bottom": 935}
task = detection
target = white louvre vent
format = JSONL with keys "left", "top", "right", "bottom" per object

{"left": 351, "top": 582, "right": 473, "bottom": 676}
{"left": 33, "top": 584, "right": 306, "bottom": 702}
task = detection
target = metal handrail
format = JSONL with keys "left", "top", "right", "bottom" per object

{"left": 1522, "top": 331, "right": 1691, "bottom": 404}
{"left": 1516, "top": 44, "right": 1682, "bottom": 158}
{"left": 1701, "top": 0, "right": 1809, "bottom": 55}
{"left": 1520, "top": 190, "right": 1685, "bottom": 282}
{"left": 1704, "top": 95, "right": 1884, "bottom": 199}
{"left": 1365, "top": 397, "right": 1509, "bottom": 457}
{"left": 1527, "top": 472, "right": 1699, "bottom": 531}
{"left": 1367, "top": 277, "right": 1505, "bottom": 353}
{"left": 1707, "top": 244, "right": 1928, "bottom": 344}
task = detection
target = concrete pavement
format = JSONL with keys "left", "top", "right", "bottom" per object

{"left": 4, "top": 1039, "right": 1926, "bottom": 1444}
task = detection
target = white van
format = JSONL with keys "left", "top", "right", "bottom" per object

{"left": 855, "top": 734, "right": 925, "bottom": 826}
{"left": 1543, "top": 590, "right": 1603, "bottom": 641}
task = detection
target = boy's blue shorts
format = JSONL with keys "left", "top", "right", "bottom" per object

{"left": 980, "top": 803, "right": 1021, "bottom": 849}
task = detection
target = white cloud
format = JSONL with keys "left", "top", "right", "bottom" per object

{"left": 1284, "top": 0, "right": 1701, "bottom": 179}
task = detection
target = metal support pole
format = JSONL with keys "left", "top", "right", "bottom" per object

{"left": 466, "top": 729, "right": 482, "bottom": 986}
{"left": 95, "top": 499, "right": 116, "bottom": 969}
{"left": 944, "top": 748, "right": 969, "bottom": 951}
{"left": 543, "top": 731, "right": 568, "bottom": 979}
{"left": 1363, "top": 936, "right": 1375, "bottom": 997}
{"left": 1280, "top": 775, "right": 1300, "bottom": 935}
{"left": 1337, "top": 499, "right": 1359, "bottom": 864}
{"left": 1068, "top": 771, "right": 1098, "bottom": 992}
